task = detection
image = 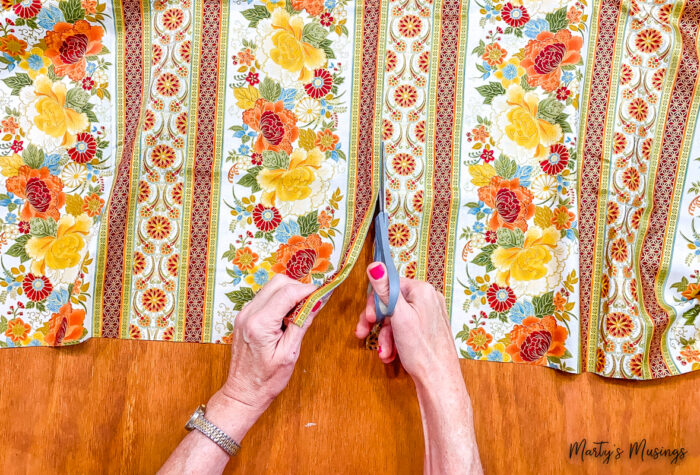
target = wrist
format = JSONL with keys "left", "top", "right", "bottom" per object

{"left": 204, "top": 389, "right": 267, "bottom": 443}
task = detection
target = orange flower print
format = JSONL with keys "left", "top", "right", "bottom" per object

{"left": 150, "top": 144, "right": 176, "bottom": 168}
{"left": 680, "top": 348, "right": 700, "bottom": 363}
{"left": 318, "top": 210, "right": 332, "bottom": 229}
{"left": 466, "top": 327, "right": 493, "bottom": 352}
{"left": 553, "top": 291, "right": 567, "bottom": 312}
{"left": 146, "top": 215, "right": 172, "bottom": 240}
{"left": 629, "top": 353, "right": 644, "bottom": 377}
{"left": 161, "top": 8, "right": 184, "bottom": 30}
{"left": 472, "top": 125, "right": 489, "bottom": 142}
{"left": 5, "top": 317, "right": 30, "bottom": 343}
{"left": 6, "top": 166, "right": 65, "bottom": 221}
{"left": 133, "top": 251, "right": 146, "bottom": 274}
{"left": 606, "top": 312, "right": 633, "bottom": 338}
{"left": 81, "top": 0, "right": 97, "bottom": 14}
{"left": 595, "top": 348, "right": 606, "bottom": 372}
{"left": 414, "top": 120, "right": 426, "bottom": 142}
{"left": 609, "top": 237, "right": 628, "bottom": 262}
{"left": 682, "top": 283, "right": 700, "bottom": 302}
{"left": 622, "top": 167, "right": 640, "bottom": 191}
{"left": 635, "top": 29, "right": 662, "bottom": 53}
{"left": 315, "top": 128, "right": 339, "bottom": 152}
{"left": 129, "top": 324, "right": 142, "bottom": 339}
{"left": 607, "top": 201, "right": 619, "bottom": 225}
{"left": 477, "top": 177, "right": 535, "bottom": 232}
{"left": 167, "top": 253, "right": 179, "bottom": 277}
{"left": 382, "top": 119, "right": 394, "bottom": 141}
{"left": 628, "top": 98, "right": 649, "bottom": 122}
{"left": 155, "top": 72, "right": 180, "bottom": 97}
{"left": 82, "top": 193, "right": 104, "bottom": 217}
{"left": 242, "top": 99, "right": 299, "bottom": 154}
{"left": 238, "top": 48, "right": 255, "bottom": 66}
{"left": 506, "top": 316, "right": 568, "bottom": 365}
{"left": 44, "top": 303, "right": 86, "bottom": 346}
{"left": 521, "top": 29, "right": 583, "bottom": 92}
{"left": 141, "top": 288, "right": 167, "bottom": 312}
{"left": 272, "top": 234, "right": 332, "bottom": 283}
{"left": 393, "top": 84, "right": 418, "bottom": 108}
{"left": 233, "top": 247, "right": 258, "bottom": 272}
{"left": 45, "top": 21, "right": 104, "bottom": 81}
{"left": 551, "top": 205, "right": 574, "bottom": 230}
{"left": 397, "top": 15, "right": 422, "bottom": 38}
{"left": 290, "top": 0, "right": 324, "bottom": 16}
{"left": 482, "top": 43, "right": 507, "bottom": 67}
{"left": 388, "top": 223, "right": 411, "bottom": 247}
{"left": 0, "top": 34, "right": 27, "bottom": 56}
{"left": 392, "top": 153, "right": 416, "bottom": 176}
{"left": 1, "top": 116, "right": 19, "bottom": 134}
{"left": 601, "top": 274, "right": 610, "bottom": 298}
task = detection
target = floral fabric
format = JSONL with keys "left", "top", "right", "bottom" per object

{"left": 1, "top": 0, "right": 699, "bottom": 381}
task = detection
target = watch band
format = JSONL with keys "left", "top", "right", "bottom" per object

{"left": 185, "top": 404, "right": 241, "bottom": 456}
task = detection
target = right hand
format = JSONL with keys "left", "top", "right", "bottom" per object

{"left": 354, "top": 262, "right": 461, "bottom": 384}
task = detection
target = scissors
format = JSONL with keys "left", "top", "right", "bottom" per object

{"left": 372, "top": 143, "right": 401, "bottom": 324}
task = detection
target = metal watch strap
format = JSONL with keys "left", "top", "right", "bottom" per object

{"left": 186, "top": 404, "right": 241, "bottom": 456}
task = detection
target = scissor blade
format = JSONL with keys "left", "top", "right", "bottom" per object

{"left": 378, "top": 143, "right": 386, "bottom": 213}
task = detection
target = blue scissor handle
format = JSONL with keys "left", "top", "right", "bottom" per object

{"left": 373, "top": 211, "right": 400, "bottom": 323}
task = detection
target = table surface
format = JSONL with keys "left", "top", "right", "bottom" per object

{"left": 1, "top": 239, "right": 699, "bottom": 474}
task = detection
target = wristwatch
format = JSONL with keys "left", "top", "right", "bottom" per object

{"left": 185, "top": 404, "right": 241, "bottom": 456}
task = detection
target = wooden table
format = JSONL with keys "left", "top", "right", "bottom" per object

{"left": 1, "top": 239, "right": 699, "bottom": 474}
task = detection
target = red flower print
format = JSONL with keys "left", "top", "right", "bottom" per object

{"left": 392, "top": 153, "right": 416, "bottom": 176}
{"left": 622, "top": 167, "right": 640, "bottom": 191}
{"left": 319, "top": 12, "right": 333, "bottom": 27}
{"left": 146, "top": 215, "right": 172, "bottom": 240}
{"left": 156, "top": 72, "right": 180, "bottom": 97}
{"left": 167, "top": 254, "right": 179, "bottom": 277}
{"left": 650, "top": 68, "right": 665, "bottom": 90}
{"left": 304, "top": 69, "right": 333, "bottom": 99}
{"left": 635, "top": 29, "right": 662, "bottom": 53}
{"left": 45, "top": 303, "right": 86, "bottom": 346}
{"left": 414, "top": 120, "right": 426, "bottom": 142}
{"left": 162, "top": 8, "right": 184, "bottom": 30}
{"left": 466, "top": 327, "right": 493, "bottom": 352}
{"left": 501, "top": 3, "right": 529, "bottom": 27}
{"left": 179, "top": 40, "right": 191, "bottom": 62}
{"left": 478, "top": 177, "right": 535, "bottom": 232}
{"left": 382, "top": 119, "right": 395, "bottom": 141}
{"left": 601, "top": 274, "right": 610, "bottom": 298}
{"left": 482, "top": 43, "right": 507, "bottom": 66}
{"left": 153, "top": 44, "right": 163, "bottom": 65}
{"left": 595, "top": 348, "right": 606, "bottom": 372}
{"left": 506, "top": 316, "right": 568, "bottom": 365}
{"left": 630, "top": 207, "right": 644, "bottom": 229}
{"left": 242, "top": 99, "right": 299, "bottom": 154}
{"left": 45, "top": 20, "right": 104, "bottom": 81}
{"left": 606, "top": 312, "right": 633, "bottom": 338}
{"left": 412, "top": 190, "right": 423, "bottom": 212}
{"left": 142, "top": 288, "right": 167, "bottom": 313}
{"left": 251, "top": 153, "right": 263, "bottom": 165}
{"left": 540, "top": 143, "right": 569, "bottom": 175}
{"left": 68, "top": 133, "right": 97, "bottom": 164}
{"left": 386, "top": 51, "right": 398, "bottom": 72}
{"left": 138, "top": 181, "right": 151, "bottom": 203}
{"left": 609, "top": 238, "right": 628, "bottom": 262}
{"left": 620, "top": 64, "right": 633, "bottom": 85}
{"left": 150, "top": 144, "right": 176, "bottom": 168}
{"left": 640, "top": 138, "right": 653, "bottom": 159}
{"left": 175, "top": 112, "right": 188, "bottom": 135}
{"left": 171, "top": 182, "right": 183, "bottom": 204}
{"left": 393, "top": 84, "right": 418, "bottom": 108}
{"left": 246, "top": 71, "right": 260, "bottom": 86}
{"left": 658, "top": 4, "right": 672, "bottom": 24}
{"left": 521, "top": 29, "right": 583, "bottom": 92}
{"left": 629, "top": 353, "right": 644, "bottom": 377}
{"left": 10, "top": 140, "right": 23, "bottom": 153}
{"left": 404, "top": 261, "right": 417, "bottom": 279}
{"left": 398, "top": 14, "right": 422, "bottom": 37}
{"left": 7, "top": 166, "right": 65, "bottom": 221}
{"left": 485, "top": 230, "right": 497, "bottom": 243}
{"left": 272, "top": 234, "right": 333, "bottom": 283}
{"left": 18, "top": 221, "right": 30, "bottom": 234}
{"left": 133, "top": 251, "right": 146, "bottom": 275}
{"left": 13, "top": 0, "right": 41, "bottom": 19}
{"left": 388, "top": 223, "right": 411, "bottom": 247}
{"left": 555, "top": 87, "right": 570, "bottom": 101}
{"left": 252, "top": 204, "right": 281, "bottom": 232}
{"left": 486, "top": 283, "right": 516, "bottom": 312}
{"left": 129, "top": 324, "right": 142, "bottom": 339}
{"left": 613, "top": 132, "right": 627, "bottom": 153}
{"left": 4, "top": 317, "right": 31, "bottom": 343}
{"left": 82, "top": 76, "right": 94, "bottom": 90}
{"left": 22, "top": 273, "right": 52, "bottom": 301}
{"left": 628, "top": 98, "right": 649, "bottom": 121}
{"left": 480, "top": 149, "right": 495, "bottom": 163}
{"left": 607, "top": 201, "right": 619, "bottom": 224}
{"left": 418, "top": 51, "right": 430, "bottom": 73}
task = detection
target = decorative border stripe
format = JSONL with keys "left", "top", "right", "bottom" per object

{"left": 424, "top": 0, "right": 462, "bottom": 293}
{"left": 182, "top": 0, "right": 225, "bottom": 342}
{"left": 96, "top": 0, "right": 146, "bottom": 337}
{"left": 641, "top": 0, "right": 700, "bottom": 378}
{"left": 577, "top": 0, "right": 625, "bottom": 370}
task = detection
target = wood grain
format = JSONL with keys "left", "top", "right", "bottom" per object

{"left": 1, "top": 238, "right": 699, "bottom": 474}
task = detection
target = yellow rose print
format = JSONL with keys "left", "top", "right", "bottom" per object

{"left": 26, "top": 213, "right": 91, "bottom": 275}
{"left": 503, "top": 85, "right": 561, "bottom": 158}
{"left": 32, "top": 75, "right": 88, "bottom": 147}
{"left": 269, "top": 9, "right": 326, "bottom": 82}
{"left": 491, "top": 226, "right": 559, "bottom": 284}
{"left": 257, "top": 147, "right": 324, "bottom": 205}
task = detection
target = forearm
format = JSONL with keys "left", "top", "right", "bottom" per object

{"left": 414, "top": 368, "right": 482, "bottom": 475}
{"left": 159, "top": 390, "right": 265, "bottom": 474}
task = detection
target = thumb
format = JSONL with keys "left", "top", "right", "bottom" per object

{"left": 367, "top": 262, "right": 391, "bottom": 311}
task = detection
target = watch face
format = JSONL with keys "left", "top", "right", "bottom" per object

{"left": 185, "top": 406, "right": 204, "bottom": 431}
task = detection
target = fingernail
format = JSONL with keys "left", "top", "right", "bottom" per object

{"left": 312, "top": 301, "right": 321, "bottom": 312}
{"left": 378, "top": 345, "right": 382, "bottom": 354}
{"left": 369, "top": 264, "right": 385, "bottom": 280}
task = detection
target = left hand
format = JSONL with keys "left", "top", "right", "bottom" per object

{"left": 219, "top": 274, "right": 321, "bottom": 415}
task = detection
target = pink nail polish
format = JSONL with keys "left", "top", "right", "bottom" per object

{"left": 312, "top": 301, "right": 321, "bottom": 312}
{"left": 369, "top": 264, "right": 385, "bottom": 280}
{"left": 378, "top": 346, "right": 382, "bottom": 354}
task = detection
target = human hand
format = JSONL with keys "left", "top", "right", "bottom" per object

{"left": 354, "top": 262, "right": 462, "bottom": 386}
{"left": 217, "top": 275, "right": 321, "bottom": 421}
